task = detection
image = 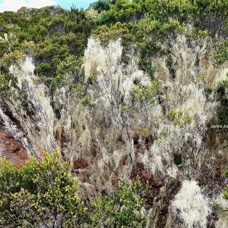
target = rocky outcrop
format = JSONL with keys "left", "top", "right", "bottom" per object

{"left": 0, "top": 120, "right": 44, "bottom": 164}
{"left": 0, "top": 127, "right": 28, "bottom": 165}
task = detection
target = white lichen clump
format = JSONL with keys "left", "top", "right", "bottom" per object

{"left": 9, "top": 57, "right": 57, "bottom": 152}
{"left": 171, "top": 180, "right": 210, "bottom": 228}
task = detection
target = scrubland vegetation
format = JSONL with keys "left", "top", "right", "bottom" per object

{"left": 0, "top": 0, "right": 227, "bottom": 227}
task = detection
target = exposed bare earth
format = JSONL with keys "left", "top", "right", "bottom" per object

{"left": 0, "top": 121, "right": 44, "bottom": 165}
{"left": 0, "top": 128, "right": 28, "bottom": 165}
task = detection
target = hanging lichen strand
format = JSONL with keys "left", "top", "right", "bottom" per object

{"left": 81, "top": 36, "right": 227, "bottom": 227}
{"left": 6, "top": 57, "right": 57, "bottom": 153}
{"left": 140, "top": 35, "right": 227, "bottom": 179}
{"left": 171, "top": 180, "right": 210, "bottom": 228}
{"left": 1, "top": 57, "right": 58, "bottom": 155}
{"left": 2, "top": 35, "right": 227, "bottom": 227}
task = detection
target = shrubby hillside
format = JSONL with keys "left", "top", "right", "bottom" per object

{"left": 0, "top": 0, "right": 227, "bottom": 227}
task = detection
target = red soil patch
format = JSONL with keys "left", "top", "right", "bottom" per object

{"left": 131, "top": 162, "right": 164, "bottom": 188}
{"left": 0, "top": 130, "right": 28, "bottom": 165}
{"left": 74, "top": 159, "right": 89, "bottom": 169}
{"left": 0, "top": 129, "right": 44, "bottom": 165}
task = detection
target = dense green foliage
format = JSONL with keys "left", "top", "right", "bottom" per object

{"left": 90, "top": 179, "right": 148, "bottom": 227}
{"left": 0, "top": 6, "right": 90, "bottom": 93}
{"left": 217, "top": 79, "right": 228, "bottom": 125}
{"left": 0, "top": 0, "right": 227, "bottom": 80}
{"left": 0, "top": 152, "right": 86, "bottom": 227}
{"left": 0, "top": 153, "right": 147, "bottom": 227}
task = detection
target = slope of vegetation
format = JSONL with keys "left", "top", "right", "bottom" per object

{"left": 0, "top": 0, "right": 227, "bottom": 121}
{"left": 0, "top": 0, "right": 227, "bottom": 227}
{"left": 0, "top": 152, "right": 148, "bottom": 227}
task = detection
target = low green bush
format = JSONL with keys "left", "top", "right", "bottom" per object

{"left": 0, "top": 153, "right": 148, "bottom": 227}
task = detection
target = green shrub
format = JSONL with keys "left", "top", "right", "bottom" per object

{"left": 217, "top": 80, "right": 228, "bottom": 125}
{"left": 34, "top": 63, "right": 52, "bottom": 75}
{"left": 132, "top": 80, "right": 160, "bottom": 104}
{"left": 90, "top": 179, "right": 148, "bottom": 228}
{"left": 0, "top": 152, "right": 86, "bottom": 227}
{"left": 166, "top": 109, "right": 191, "bottom": 128}
{"left": 214, "top": 40, "right": 228, "bottom": 65}
{"left": 0, "top": 153, "right": 148, "bottom": 227}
